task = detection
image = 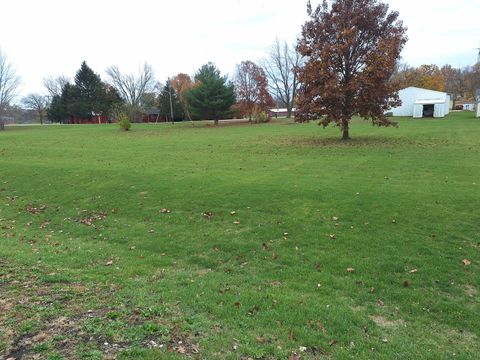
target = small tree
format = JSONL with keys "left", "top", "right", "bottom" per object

{"left": 158, "top": 81, "right": 184, "bottom": 122}
{"left": 170, "top": 73, "right": 195, "bottom": 121}
{"left": 0, "top": 49, "right": 21, "bottom": 130}
{"left": 235, "top": 60, "right": 274, "bottom": 121}
{"left": 262, "top": 39, "right": 302, "bottom": 118}
{"left": 22, "top": 94, "right": 49, "bottom": 124}
{"left": 187, "top": 63, "right": 235, "bottom": 125}
{"left": 296, "top": 0, "right": 407, "bottom": 140}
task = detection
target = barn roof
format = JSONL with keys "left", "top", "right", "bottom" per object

{"left": 414, "top": 99, "right": 446, "bottom": 105}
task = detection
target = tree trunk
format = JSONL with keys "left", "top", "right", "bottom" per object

{"left": 342, "top": 120, "right": 350, "bottom": 140}
{"left": 40, "top": 113, "right": 44, "bottom": 125}
{"left": 0, "top": 120, "right": 4, "bottom": 131}
{"left": 214, "top": 119, "right": 219, "bottom": 126}
{"left": 287, "top": 107, "right": 292, "bottom": 118}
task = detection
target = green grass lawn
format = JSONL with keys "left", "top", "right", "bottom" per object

{"left": 1, "top": 112, "right": 479, "bottom": 359}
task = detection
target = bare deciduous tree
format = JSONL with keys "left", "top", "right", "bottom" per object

{"left": 106, "top": 64, "right": 156, "bottom": 104}
{"left": 262, "top": 39, "right": 302, "bottom": 118}
{"left": 43, "top": 75, "right": 70, "bottom": 98}
{"left": 106, "top": 63, "right": 157, "bottom": 121}
{"left": 22, "top": 94, "right": 49, "bottom": 124}
{"left": 0, "top": 49, "right": 21, "bottom": 130}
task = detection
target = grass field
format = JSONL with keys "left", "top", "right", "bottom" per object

{"left": 1, "top": 112, "right": 479, "bottom": 359}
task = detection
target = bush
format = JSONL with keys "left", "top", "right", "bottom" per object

{"left": 118, "top": 113, "right": 131, "bottom": 131}
{"left": 252, "top": 110, "right": 270, "bottom": 124}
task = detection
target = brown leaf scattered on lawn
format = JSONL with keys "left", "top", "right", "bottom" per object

{"left": 105, "top": 260, "right": 114, "bottom": 266}
{"left": 230, "top": 211, "right": 237, "bottom": 216}
{"left": 332, "top": 216, "right": 339, "bottom": 221}
{"left": 203, "top": 211, "right": 213, "bottom": 219}
{"left": 329, "top": 234, "right": 336, "bottom": 239}
{"left": 39, "top": 221, "right": 50, "bottom": 229}
{"left": 25, "top": 205, "right": 47, "bottom": 214}
{"left": 78, "top": 211, "right": 107, "bottom": 227}
{"left": 347, "top": 267, "right": 355, "bottom": 273}
{"left": 410, "top": 269, "right": 418, "bottom": 273}
{"left": 233, "top": 220, "right": 240, "bottom": 225}
{"left": 177, "top": 345, "right": 187, "bottom": 354}
{"left": 462, "top": 259, "right": 472, "bottom": 266}
{"left": 160, "top": 208, "right": 171, "bottom": 214}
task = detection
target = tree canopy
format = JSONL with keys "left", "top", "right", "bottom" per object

{"left": 296, "top": 0, "right": 407, "bottom": 140}
{"left": 187, "top": 63, "right": 235, "bottom": 124}
{"left": 235, "top": 60, "right": 273, "bottom": 120}
{"left": 48, "top": 62, "right": 122, "bottom": 123}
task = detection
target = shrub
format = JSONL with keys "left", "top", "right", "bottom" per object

{"left": 118, "top": 113, "right": 131, "bottom": 131}
{"left": 253, "top": 110, "right": 270, "bottom": 124}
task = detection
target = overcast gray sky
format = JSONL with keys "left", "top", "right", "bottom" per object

{"left": 1, "top": 0, "right": 478, "bottom": 97}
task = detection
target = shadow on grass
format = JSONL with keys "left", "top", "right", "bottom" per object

{"left": 283, "top": 135, "right": 454, "bottom": 148}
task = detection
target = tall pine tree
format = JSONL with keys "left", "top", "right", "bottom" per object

{"left": 187, "top": 63, "right": 235, "bottom": 125}
{"left": 47, "top": 62, "right": 122, "bottom": 123}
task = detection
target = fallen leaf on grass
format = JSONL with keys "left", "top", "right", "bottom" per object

{"left": 105, "top": 260, "right": 114, "bottom": 266}
{"left": 462, "top": 259, "right": 472, "bottom": 266}
{"left": 177, "top": 345, "right": 187, "bottom": 354}
{"left": 39, "top": 221, "right": 50, "bottom": 229}
{"left": 332, "top": 216, "right": 339, "bottom": 221}
{"left": 203, "top": 211, "right": 213, "bottom": 219}
{"left": 329, "top": 234, "right": 336, "bottom": 239}
{"left": 160, "top": 208, "right": 171, "bottom": 214}
{"left": 410, "top": 269, "right": 418, "bottom": 273}
{"left": 299, "top": 346, "right": 307, "bottom": 352}
{"left": 230, "top": 211, "right": 236, "bottom": 216}
{"left": 347, "top": 267, "right": 355, "bottom": 273}
{"left": 233, "top": 220, "right": 240, "bottom": 225}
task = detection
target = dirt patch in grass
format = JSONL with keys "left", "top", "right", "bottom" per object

{"left": 0, "top": 261, "right": 200, "bottom": 359}
{"left": 370, "top": 315, "right": 405, "bottom": 328}
{"left": 464, "top": 285, "right": 477, "bottom": 297}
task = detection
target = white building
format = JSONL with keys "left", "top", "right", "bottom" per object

{"left": 476, "top": 90, "right": 480, "bottom": 118}
{"left": 390, "top": 87, "right": 450, "bottom": 118}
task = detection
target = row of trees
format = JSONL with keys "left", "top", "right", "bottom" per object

{"left": 0, "top": 37, "right": 301, "bottom": 129}
{"left": 392, "top": 63, "right": 480, "bottom": 104}
{"left": 2, "top": 0, "right": 480, "bottom": 137}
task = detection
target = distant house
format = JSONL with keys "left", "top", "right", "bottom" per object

{"left": 454, "top": 100, "right": 475, "bottom": 111}
{"left": 142, "top": 109, "right": 167, "bottom": 123}
{"left": 476, "top": 89, "right": 480, "bottom": 118}
{"left": 67, "top": 115, "right": 109, "bottom": 124}
{"left": 390, "top": 87, "right": 450, "bottom": 118}
{"left": 269, "top": 108, "right": 297, "bottom": 118}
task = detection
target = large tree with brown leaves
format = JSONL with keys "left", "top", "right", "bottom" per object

{"left": 296, "top": 0, "right": 407, "bottom": 140}
{"left": 235, "top": 60, "right": 274, "bottom": 120}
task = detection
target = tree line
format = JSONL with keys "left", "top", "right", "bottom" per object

{"left": 0, "top": 38, "right": 300, "bottom": 128}
{"left": 2, "top": 0, "right": 480, "bottom": 137}
{"left": 392, "top": 63, "right": 480, "bottom": 105}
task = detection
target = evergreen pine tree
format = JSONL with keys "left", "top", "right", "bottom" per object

{"left": 187, "top": 63, "right": 235, "bottom": 124}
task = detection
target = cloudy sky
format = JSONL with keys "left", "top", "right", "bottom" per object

{"left": 1, "top": 0, "right": 478, "bottom": 97}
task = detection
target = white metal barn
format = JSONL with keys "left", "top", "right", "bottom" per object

{"left": 476, "top": 89, "right": 480, "bottom": 118}
{"left": 390, "top": 87, "right": 451, "bottom": 118}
